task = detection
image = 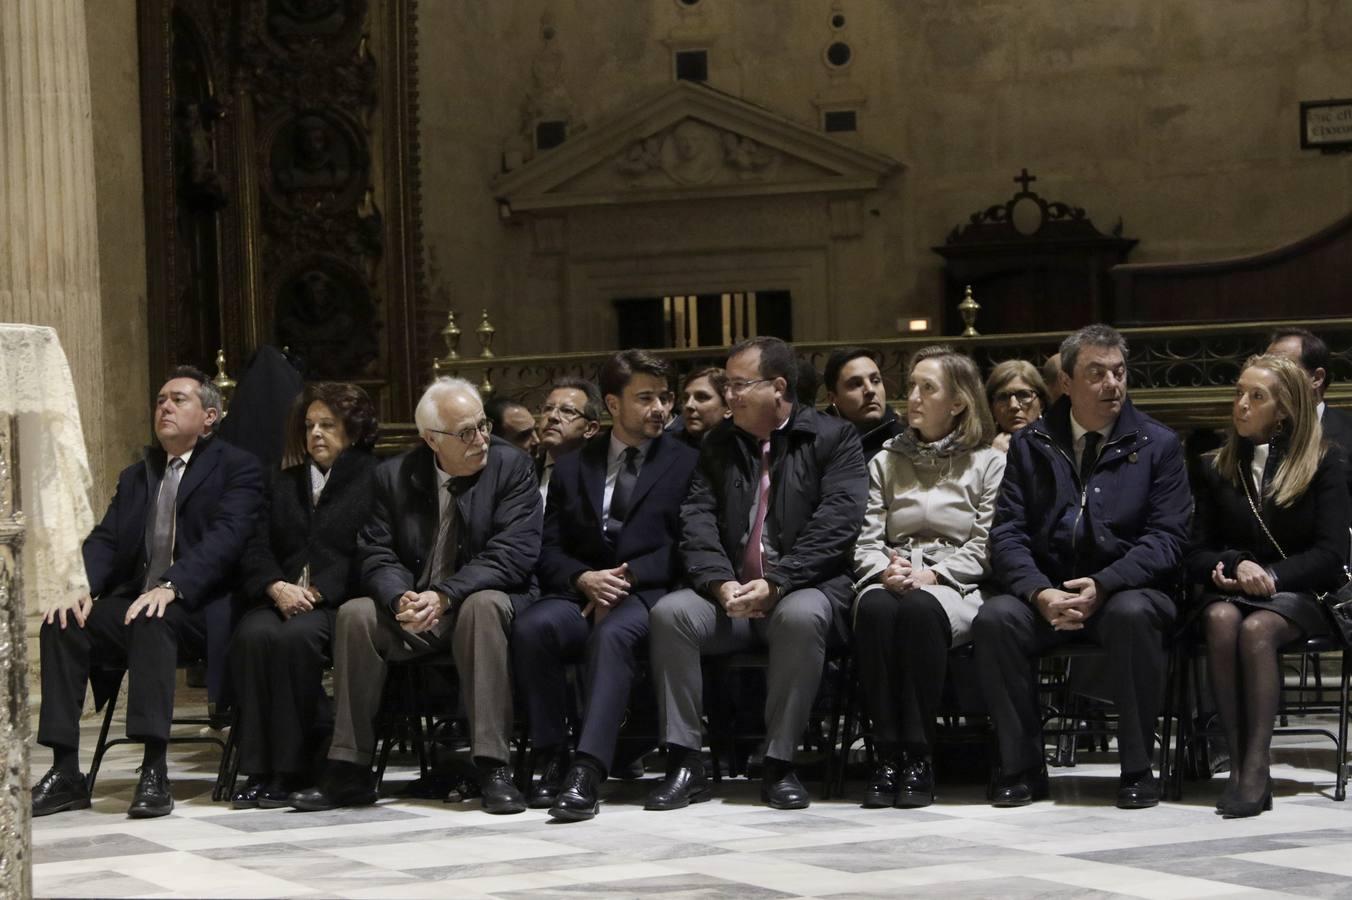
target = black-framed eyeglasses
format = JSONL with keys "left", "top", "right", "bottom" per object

{"left": 427, "top": 419, "right": 493, "bottom": 443}
{"left": 724, "top": 378, "right": 770, "bottom": 396}
{"left": 993, "top": 389, "right": 1038, "bottom": 408}
{"left": 539, "top": 403, "right": 590, "bottom": 423}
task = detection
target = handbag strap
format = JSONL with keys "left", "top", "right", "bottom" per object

{"left": 1239, "top": 472, "right": 1287, "bottom": 560}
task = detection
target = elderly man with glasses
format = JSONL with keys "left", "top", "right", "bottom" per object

{"left": 290, "top": 376, "right": 543, "bottom": 814}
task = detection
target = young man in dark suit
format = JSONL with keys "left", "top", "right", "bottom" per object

{"left": 33, "top": 366, "right": 264, "bottom": 818}
{"left": 512, "top": 349, "right": 697, "bottom": 821}
{"left": 290, "top": 376, "right": 542, "bottom": 814}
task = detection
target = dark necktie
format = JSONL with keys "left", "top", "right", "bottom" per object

{"left": 427, "top": 480, "right": 460, "bottom": 587}
{"left": 739, "top": 439, "right": 772, "bottom": 581}
{"left": 1079, "top": 431, "right": 1102, "bottom": 486}
{"left": 144, "top": 457, "right": 184, "bottom": 589}
{"left": 605, "top": 446, "right": 642, "bottom": 541}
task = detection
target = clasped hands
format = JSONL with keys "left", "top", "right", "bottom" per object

{"left": 1035, "top": 577, "right": 1101, "bottom": 631}
{"left": 577, "top": 563, "right": 632, "bottom": 622}
{"left": 717, "top": 579, "right": 777, "bottom": 619}
{"left": 1210, "top": 559, "right": 1276, "bottom": 597}
{"left": 881, "top": 550, "right": 939, "bottom": 594}
{"left": 269, "top": 581, "right": 322, "bottom": 619}
{"left": 396, "top": 589, "right": 450, "bottom": 634}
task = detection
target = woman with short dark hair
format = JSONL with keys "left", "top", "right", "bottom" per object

{"left": 229, "top": 382, "right": 380, "bottom": 808}
{"left": 1188, "top": 354, "right": 1349, "bottom": 818}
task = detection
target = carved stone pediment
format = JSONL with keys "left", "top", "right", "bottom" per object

{"left": 494, "top": 81, "right": 901, "bottom": 216}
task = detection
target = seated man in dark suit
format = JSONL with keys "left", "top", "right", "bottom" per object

{"left": 33, "top": 366, "right": 264, "bottom": 818}
{"left": 973, "top": 324, "right": 1191, "bottom": 809}
{"left": 512, "top": 350, "right": 698, "bottom": 821}
{"left": 1268, "top": 327, "right": 1352, "bottom": 497}
{"left": 647, "top": 336, "right": 868, "bottom": 812}
{"left": 537, "top": 377, "right": 602, "bottom": 503}
{"left": 823, "top": 346, "right": 902, "bottom": 460}
{"left": 291, "top": 376, "right": 542, "bottom": 814}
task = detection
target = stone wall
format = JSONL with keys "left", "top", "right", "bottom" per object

{"left": 86, "top": 0, "right": 151, "bottom": 499}
{"left": 417, "top": 0, "right": 1352, "bottom": 353}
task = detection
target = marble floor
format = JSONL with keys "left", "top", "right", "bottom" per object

{"left": 29, "top": 705, "right": 1352, "bottom": 899}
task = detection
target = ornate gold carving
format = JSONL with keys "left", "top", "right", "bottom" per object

{"left": 958, "top": 284, "right": 981, "bottom": 337}
{"left": 212, "top": 348, "right": 237, "bottom": 414}
{"left": 476, "top": 309, "right": 497, "bottom": 359}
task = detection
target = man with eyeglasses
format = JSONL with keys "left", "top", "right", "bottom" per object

{"left": 647, "top": 335, "right": 867, "bottom": 812}
{"left": 536, "top": 377, "right": 603, "bottom": 504}
{"left": 291, "top": 376, "right": 542, "bottom": 814}
{"left": 513, "top": 349, "right": 699, "bottom": 821}
{"left": 973, "top": 324, "right": 1191, "bottom": 810}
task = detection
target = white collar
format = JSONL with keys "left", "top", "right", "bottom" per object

{"left": 1069, "top": 412, "right": 1112, "bottom": 446}
{"left": 608, "top": 431, "right": 651, "bottom": 465}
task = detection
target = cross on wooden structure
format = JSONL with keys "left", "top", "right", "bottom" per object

{"left": 1013, "top": 168, "right": 1037, "bottom": 193}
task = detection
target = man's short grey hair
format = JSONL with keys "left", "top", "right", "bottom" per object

{"left": 1059, "top": 325, "right": 1128, "bottom": 378}
{"left": 415, "top": 376, "right": 482, "bottom": 434}
{"left": 168, "top": 365, "right": 222, "bottom": 432}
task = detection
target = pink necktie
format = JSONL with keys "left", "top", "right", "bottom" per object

{"left": 740, "top": 439, "right": 771, "bottom": 581}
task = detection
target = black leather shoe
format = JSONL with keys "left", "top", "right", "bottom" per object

{"left": 549, "top": 764, "right": 601, "bottom": 821}
{"left": 128, "top": 767, "right": 174, "bottom": 819}
{"left": 480, "top": 766, "right": 526, "bottom": 815}
{"left": 862, "top": 761, "right": 899, "bottom": 809}
{"left": 761, "top": 767, "right": 810, "bottom": 810}
{"left": 990, "top": 765, "right": 1050, "bottom": 808}
{"left": 258, "top": 777, "right": 296, "bottom": 810}
{"left": 528, "top": 748, "right": 571, "bottom": 809}
{"left": 896, "top": 757, "right": 934, "bottom": 809}
{"left": 31, "top": 767, "right": 91, "bottom": 818}
{"left": 1116, "top": 769, "right": 1159, "bottom": 810}
{"left": 231, "top": 776, "right": 266, "bottom": 810}
{"left": 289, "top": 774, "right": 377, "bottom": 812}
{"left": 644, "top": 760, "right": 712, "bottom": 811}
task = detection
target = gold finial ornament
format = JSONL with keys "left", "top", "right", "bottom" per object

{"left": 958, "top": 284, "right": 981, "bottom": 337}
{"left": 476, "top": 308, "right": 497, "bottom": 358}
{"left": 440, "top": 309, "right": 462, "bottom": 361}
{"left": 212, "top": 348, "right": 237, "bottom": 414}
{"left": 479, "top": 372, "right": 495, "bottom": 397}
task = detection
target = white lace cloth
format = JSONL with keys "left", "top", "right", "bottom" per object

{"left": 0, "top": 325, "right": 94, "bottom": 613}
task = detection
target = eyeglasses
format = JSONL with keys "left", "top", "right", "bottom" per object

{"left": 993, "top": 389, "right": 1038, "bottom": 408}
{"left": 427, "top": 419, "right": 493, "bottom": 443}
{"left": 724, "top": 378, "right": 770, "bottom": 396}
{"left": 539, "top": 403, "right": 590, "bottom": 423}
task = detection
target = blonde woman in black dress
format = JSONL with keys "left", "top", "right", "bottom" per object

{"left": 1188, "top": 354, "right": 1349, "bottom": 818}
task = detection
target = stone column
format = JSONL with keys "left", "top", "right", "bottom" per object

{"left": 0, "top": 0, "right": 107, "bottom": 498}
{"left": 0, "top": 416, "right": 29, "bottom": 898}
{"left": 0, "top": 3, "right": 105, "bottom": 895}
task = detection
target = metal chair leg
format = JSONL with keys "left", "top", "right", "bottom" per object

{"left": 86, "top": 678, "right": 123, "bottom": 795}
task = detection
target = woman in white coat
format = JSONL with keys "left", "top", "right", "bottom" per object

{"left": 852, "top": 345, "right": 1005, "bottom": 809}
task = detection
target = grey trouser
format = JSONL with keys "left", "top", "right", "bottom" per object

{"left": 329, "top": 592, "right": 515, "bottom": 766}
{"left": 649, "top": 587, "right": 831, "bottom": 763}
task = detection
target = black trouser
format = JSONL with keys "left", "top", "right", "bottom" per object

{"left": 854, "top": 587, "right": 950, "bottom": 756}
{"left": 511, "top": 595, "right": 649, "bottom": 774}
{"left": 38, "top": 591, "right": 208, "bottom": 752}
{"left": 972, "top": 589, "right": 1175, "bottom": 776}
{"left": 229, "top": 604, "right": 336, "bottom": 777}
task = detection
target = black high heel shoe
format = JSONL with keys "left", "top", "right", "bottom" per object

{"left": 1221, "top": 776, "right": 1273, "bottom": 819}
{"left": 1215, "top": 778, "right": 1239, "bottom": 812}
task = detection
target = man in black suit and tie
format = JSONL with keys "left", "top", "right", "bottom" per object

{"left": 291, "top": 376, "right": 542, "bottom": 814}
{"left": 1268, "top": 328, "right": 1352, "bottom": 495}
{"left": 32, "top": 367, "right": 264, "bottom": 818}
{"left": 512, "top": 350, "right": 698, "bottom": 821}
